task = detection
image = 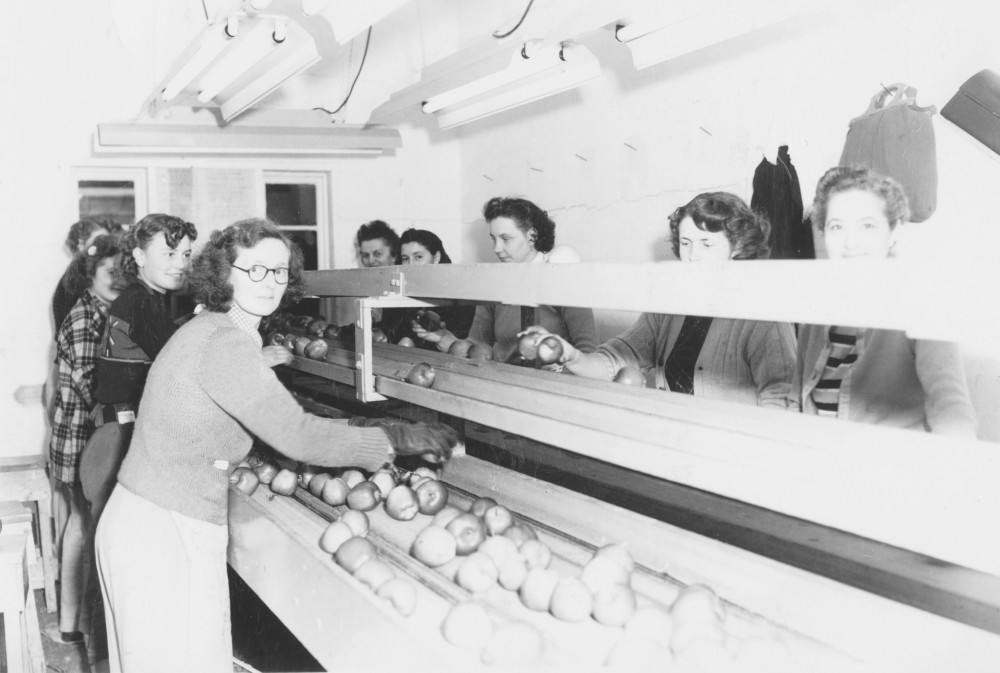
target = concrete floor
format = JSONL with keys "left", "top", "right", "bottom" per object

{"left": 37, "top": 590, "right": 104, "bottom": 673}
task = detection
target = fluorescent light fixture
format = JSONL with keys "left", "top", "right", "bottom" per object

{"left": 616, "top": 0, "right": 825, "bottom": 70}
{"left": 306, "top": 0, "right": 413, "bottom": 44}
{"left": 161, "top": 16, "right": 238, "bottom": 101}
{"left": 94, "top": 121, "right": 402, "bottom": 156}
{"left": 214, "top": 20, "right": 320, "bottom": 122}
{"left": 422, "top": 42, "right": 601, "bottom": 130}
{"left": 196, "top": 18, "right": 283, "bottom": 103}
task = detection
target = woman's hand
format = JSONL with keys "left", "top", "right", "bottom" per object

{"left": 516, "top": 326, "right": 580, "bottom": 366}
{"left": 411, "top": 321, "right": 444, "bottom": 344}
{"left": 380, "top": 420, "right": 460, "bottom": 464}
{"left": 261, "top": 345, "right": 294, "bottom": 368}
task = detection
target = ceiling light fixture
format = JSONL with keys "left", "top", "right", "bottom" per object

{"left": 303, "top": 0, "right": 413, "bottom": 44}
{"left": 196, "top": 18, "right": 285, "bottom": 104}
{"left": 421, "top": 42, "right": 601, "bottom": 130}
{"left": 161, "top": 16, "right": 239, "bottom": 102}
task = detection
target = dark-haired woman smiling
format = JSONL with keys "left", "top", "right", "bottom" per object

{"left": 95, "top": 218, "right": 458, "bottom": 672}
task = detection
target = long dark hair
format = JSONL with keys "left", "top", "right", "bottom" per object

{"left": 399, "top": 228, "right": 452, "bottom": 263}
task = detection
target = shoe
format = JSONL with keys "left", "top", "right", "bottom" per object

{"left": 42, "top": 622, "right": 84, "bottom": 644}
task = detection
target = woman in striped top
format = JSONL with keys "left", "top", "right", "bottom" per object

{"left": 789, "top": 166, "right": 977, "bottom": 436}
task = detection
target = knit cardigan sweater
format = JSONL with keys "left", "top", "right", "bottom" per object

{"left": 117, "top": 310, "right": 390, "bottom": 524}
{"left": 597, "top": 313, "right": 797, "bottom": 408}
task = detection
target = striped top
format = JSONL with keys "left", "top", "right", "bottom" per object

{"left": 810, "top": 326, "right": 859, "bottom": 417}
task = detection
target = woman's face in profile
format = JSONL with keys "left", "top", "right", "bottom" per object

{"left": 401, "top": 242, "right": 440, "bottom": 265}
{"left": 488, "top": 217, "right": 536, "bottom": 264}
{"left": 677, "top": 217, "right": 733, "bottom": 262}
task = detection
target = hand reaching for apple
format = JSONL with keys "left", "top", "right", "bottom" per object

{"left": 381, "top": 420, "right": 459, "bottom": 464}
{"left": 261, "top": 344, "right": 295, "bottom": 368}
{"left": 517, "top": 326, "right": 579, "bottom": 367}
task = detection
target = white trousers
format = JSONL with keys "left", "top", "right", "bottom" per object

{"left": 95, "top": 485, "right": 232, "bottom": 673}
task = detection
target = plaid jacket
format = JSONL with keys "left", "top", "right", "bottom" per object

{"left": 50, "top": 290, "right": 109, "bottom": 484}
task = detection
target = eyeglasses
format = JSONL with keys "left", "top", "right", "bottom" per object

{"left": 232, "top": 264, "right": 289, "bottom": 284}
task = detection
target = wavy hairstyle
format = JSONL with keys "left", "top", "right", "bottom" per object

{"left": 356, "top": 220, "right": 400, "bottom": 260}
{"left": 64, "top": 217, "right": 118, "bottom": 254}
{"left": 811, "top": 165, "right": 910, "bottom": 230}
{"left": 62, "top": 234, "right": 123, "bottom": 296}
{"left": 399, "top": 228, "right": 452, "bottom": 263}
{"left": 482, "top": 197, "right": 556, "bottom": 254}
{"left": 189, "top": 218, "right": 306, "bottom": 312}
{"left": 120, "top": 213, "right": 198, "bottom": 281}
{"left": 669, "top": 192, "right": 771, "bottom": 260}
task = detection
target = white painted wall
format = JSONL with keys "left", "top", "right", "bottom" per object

{"left": 451, "top": 0, "right": 1000, "bottom": 439}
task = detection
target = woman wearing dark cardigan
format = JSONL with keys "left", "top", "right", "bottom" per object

{"left": 94, "top": 218, "right": 457, "bottom": 672}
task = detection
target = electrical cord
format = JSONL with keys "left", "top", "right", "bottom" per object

{"left": 492, "top": 0, "right": 535, "bottom": 39}
{"left": 314, "top": 27, "right": 372, "bottom": 116}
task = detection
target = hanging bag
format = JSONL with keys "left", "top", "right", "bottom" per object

{"left": 839, "top": 83, "right": 938, "bottom": 222}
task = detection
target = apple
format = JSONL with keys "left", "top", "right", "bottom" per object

{"left": 416, "top": 309, "right": 443, "bottom": 332}
{"left": 496, "top": 554, "right": 528, "bottom": 591}
{"left": 307, "top": 319, "right": 330, "bottom": 337}
{"left": 334, "top": 537, "right": 377, "bottom": 573}
{"left": 480, "top": 622, "right": 544, "bottom": 667}
{"left": 371, "top": 328, "right": 388, "bottom": 343}
{"left": 595, "top": 542, "right": 635, "bottom": 574}
{"left": 415, "top": 479, "right": 449, "bottom": 515}
{"left": 441, "top": 602, "right": 493, "bottom": 650}
{"left": 467, "top": 343, "right": 494, "bottom": 360}
{"left": 321, "top": 477, "right": 349, "bottom": 506}
{"left": 592, "top": 584, "right": 637, "bottom": 626}
{"left": 549, "top": 577, "right": 593, "bottom": 622}
{"left": 447, "top": 340, "right": 470, "bottom": 358}
{"left": 296, "top": 466, "right": 316, "bottom": 490}
{"left": 323, "top": 325, "right": 341, "bottom": 340}
{"left": 519, "top": 567, "right": 559, "bottom": 612}
{"left": 503, "top": 524, "right": 538, "bottom": 548}
{"left": 253, "top": 460, "right": 279, "bottom": 485}
{"left": 397, "top": 337, "right": 416, "bottom": 347}
{"left": 339, "top": 510, "right": 369, "bottom": 538}
{"left": 411, "top": 466, "right": 439, "bottom": 482}
{"left": 614, "top": 365, "right": 645, "bottom": 387}
{"left": 409, "top": 476, "right": 430, "bottom": 491}
{"left": 266, "top": 331, "right": 286, "bottom": 347}
{"left": 308, "top": 472, "right": 332, "bottom": 497}
{"left": 430, "top": 505, "right": 462, "bottom": 528}
{"left": 446, "top": 513, "right": 487, "bottom": 555}
{"left": 376, "top": 577, "right": 418, "bottom": 617}
{"left": 286, "top": 315, "right": 314, "bottom": 330}
{"left": 229, "top": 467, "right": 259, "bottom": 496}
{"left": 369, "top": 469, "right": 397, "bottom": 499}
{"left": 469, "top": 497, "right": 498, "bottom": 518}
{"left": 580, "top": 556, "right": 631, "bottom": 594}
{"left": 517, "top": 331, "right": 545, "bottom": 360}
{"left": 455, "top": 551, "right": 499, "bottom": 594}
{"left": 411, "top": 525, "right": 457, "bottom": 567}
{"left": 347, "top": 481, "right": 381, "bottom": 511}
{"left": 477, "top": 536, "right": 520, "bottom": 567}
{"left": 353, "top": 558, "right": 395, "bottom": 592}
{"left": 535, "top": 336, "right": 564, "bottom": 364}
{"left": 304, "top": 338, "right": 329, "bottom": 360}
{"left": 340, "top": 469, "right": 365, "bottom": 488}
{"left": 518, "top": 539, "right": 552, "bottom": 570}
{"left": 482, "top": 504, "right": 514, "bottom": 536}
{"left": 405, "top": 362, "right": 436, "bottom": 387}
{"left": 671, "top": 584, "right": 721, "bottom": 626}
{"left": 318, "top": 521, "right": 354, "bottom": 554}
{"left": 282, "top": 334, "right": 298, "bottom": 351}
{"left": 269, "top": 468, "right": 298, "bottom": 496}
{"left": 385, "top": 485, "right": 419, "bottom": 521}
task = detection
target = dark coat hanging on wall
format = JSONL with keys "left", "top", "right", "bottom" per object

{"left": 751, "top": 146, "right": 814, "bottom": 260}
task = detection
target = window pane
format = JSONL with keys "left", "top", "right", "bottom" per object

{"left": 282, "top": 230, "right": 320, "bottom": 318}
{"left": 266, "top": 183, "right": 317, "bottom": 226}
{"left": 79, "top": 180, "right": 135, "bottom": 225}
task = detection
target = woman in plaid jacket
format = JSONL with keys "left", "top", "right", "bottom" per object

{"left": 49, "top": 233, "right": 124, "bottom": 645}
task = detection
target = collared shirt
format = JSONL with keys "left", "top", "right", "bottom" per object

{"left": 225, "top": 305, "right": 263, "bottom": 347}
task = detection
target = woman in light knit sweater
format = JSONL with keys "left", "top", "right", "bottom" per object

{"left": 95, "top": 219, "right": 458, "bottom": 672}
{"left": 414, "top": 196, "right": 598, "bottom": 366}
{"left": 789, "top": 166, "right": 976, "bottom": 435}
{"left": 526, "top": 192, "right": 796, "bottom": 408}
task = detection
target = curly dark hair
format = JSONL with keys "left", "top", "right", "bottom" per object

{"left": 668, "top": 192, "right": 771, "bottom": 260}
{"left": 811, "top": 165, "right": 909, "bottom": 231}
{"left": 399, "top": 228, "right": 452, "bottom": 263}
{"left": 64, "top": 217, "right": 119, "bottom": 254}
{"left": 62, "top": 234, "right": 123, "bottom": 296}
{"left": 356, "top": 220, "right": 400, "bottom": 261}
{"left": 189, "top": 218, "right": 307, "bottom": 312}
{"left": 120, "top": 213, "right": 198, "bottom": 281}
{"left": 482, "top": 197, "right": 555, "bottom": 254}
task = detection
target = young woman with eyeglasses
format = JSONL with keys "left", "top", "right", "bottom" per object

{"left": 94, "top": 218, "right": 458, "bottom": 671}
